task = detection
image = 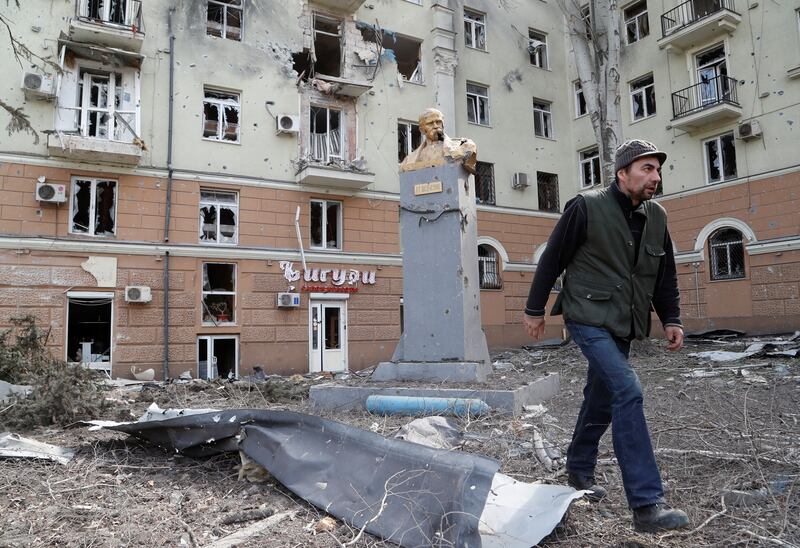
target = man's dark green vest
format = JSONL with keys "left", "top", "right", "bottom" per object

{"left": 552, "top": 187, "right": 667, "bottom": 339}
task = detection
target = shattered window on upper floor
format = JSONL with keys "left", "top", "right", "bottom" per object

{"left": 199, "top": 189, "right": 238, "bottom": 244}
{"left": 464, "top": 9, "right": 486, "bottom": 50}
{"left": 207, "top": 0, "right": 242, "bottom": 41}
{"left": 70, "top": 178, "right": 117, "bottom": 236}
{"left": 397, "top": 121, "right": 421, "bottom": 163}
{"left": 383, "top": 34, "right": 423, "bottom": 83}
{"left": 313, "top": 13, "right": 342, "bottom": 77}
{"left": 203, "top": 89, "right": 240, "bottom": 143}
{"left": 310, "top": 199, "right": 342, "bottom": 250}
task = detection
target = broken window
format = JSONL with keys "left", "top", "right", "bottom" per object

{"left": 70, "top": 178, "right": 116, "bottom": 236}
{"left": 580, "top": 5, "right": 592, "bottom": 40}
{"left": 67, "top": 293, "right": 113, "bottom": 372}
{"left": 474, "top": 161, "right": 495, "bottom": 205}
{"left": 478, "top": 245, "right": 502, "bottom": 289}
{"left": 533, "top": 100, "right": 553, "bottom": 139}
{"left": 464, "top": 9, "right": 486, "bottom": 50}
{"left": 397, "top": 121, "right": 421, "bottom": 163}
{"left": 309, "top": 106, "right": 342, "bottom": 163}
{"left": 310, "top": 199, "right": 342, "bottom": 250}
{"left": 537, "top": 171, "right": 560, "bottom": 213}
{"left": 84, "top": 0, "right": 128, "bottom": 24}
{"left": 704, "top": 132, "right": 737, "bottom": 184}
{"left": 467, "top": 83, "right": 490, "bottom": 125}
{"left": 384, "top": 34, "right": 423, "bottom": 83}
{"left": 207, "top": 0, "right": 242, "bottom": 41}
{"left": 202, "top": 263, "right": 236, "bottom": 325}
{"left": 630, "top": 74, "right": 656, "bottom": 120}
{"left": 199, "top": 189, "right": 238, "bottom": 244}
{"left": 77, "top": 70, "right": 135, "bottom": 141}
{"left": 528, "top": 29, "right": 548, "bottom": 69}
{"left": 574, "top": 81, "right": 587, "bottom": 117}
{"left": 709, "top": 228, "right": 745, "bottom": 280}
{"left": 203, "top": 88, "right": 240, "bottom": 143}
{"left": 198, "top": 336, "right": 238, "bottom": 380}
{"left": 313, "top": 13, "right": 342, "bottom": 77}
{"left": 625, "top": 1, "right": 649, "bottom": 44}
{"left": 580, "top": 148, "right": 601, "bottom": 188}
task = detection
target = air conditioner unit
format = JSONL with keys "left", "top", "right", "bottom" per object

{"left": 21, "top": 71, "right": 56, "bottom": 100}
{"left": 276, "top": 114, "right": 300, "bottom": 135}
{"left": 512, "top": 172, "right": 529, "bottom": 190}
{"left": 125, "top": 286, "right": 152, "bottom": 303}
{"left": 277, "top": 292, "right": 301, "bottom": 308}
{"left": 736, "top": 120, "right": 762, "bottom": 141}
{"left": 36, "top": 182, "right": 67, "bottom": 203}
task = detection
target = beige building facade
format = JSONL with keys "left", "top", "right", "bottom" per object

{"left": 0, "top": 0, "right": 798, "bottom": 379}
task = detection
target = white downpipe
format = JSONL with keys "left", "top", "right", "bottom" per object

{"left": 294, "top": 205, "right": 308, "bottom": 271}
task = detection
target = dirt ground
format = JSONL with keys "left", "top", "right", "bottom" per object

{"left": 1, "top": 336, "right": 799, "bottom": 547}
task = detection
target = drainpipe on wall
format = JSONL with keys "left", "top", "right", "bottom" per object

{"left": 693, "top": 262, "right": 701, "bottom": 319}
{"left": 162, "top": 8, "right": 176, "bottom": 381}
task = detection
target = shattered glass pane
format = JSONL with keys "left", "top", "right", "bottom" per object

{"left": 467, "top": 95, "right": 478, "bottom": 123}
{"left": 475, "top": 25, "right": 486, "bottom": 50}
{"left": 326, "top": 202, "right": 340, "bottom": 249}
{"left": 113, "top": 112, "right": 136, "bottom": 141}
{"left": 203, "top": 101, "right": 220, "bottom": 138}
{"left": 226, "top": 7, "right": 242, "bottom": 40}
{"left": 207, "top": 3, "right": 224, "bottom": 37}
{"left": 200, "top": 205, "right": 218, "bottom": 241}
{"left": 94, "top": 181, "right": 116, "bottom": 235}
{"left": 645, "top": 85, "right": 656, "bottom": 115}
{"left": 204, "top": 263, "right": 235, "bottom": 292}
{"left": 721, "top": 133, "right": 737, "bottom": 179}
{"left": 632, "top": 91, "right": 644, "bottom": 119}
{"left": 219, "top": 207, "right": 236, "bottom": 242}
{"left": 71, "top": 180, "right": 92, "bottom": 233}
{"left": 626, "top": 20, "right": 638, "bottom": 43}
{"left": 478, "top": 97, "right": 489, "bottom": 125}
{"left": 203, "top": 294, "right": 235, "bottom": 323}
{"left": 705, "top": 139, "right": 720, "bottom": 182}
{"left": 582, "top": 160, "right": 593, "bottom": 187}
{"left": 310, "top": 201, "right": 323, "bottom": 247}
{"left": 223, "top": 105, "right": 239, "bottom": 141}
{"left": 397, "top": 123, "right": 409, "bottom": 163}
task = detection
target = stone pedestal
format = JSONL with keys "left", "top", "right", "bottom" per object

{"left": 374, "top": 162, "right": 491, "bottom": 383}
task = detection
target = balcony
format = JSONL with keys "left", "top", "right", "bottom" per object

{"left": 48, "top": 134, "right": 143, "bottom": 165}
{"left": 658, "top": 0, "right": 740, "bottom": 52}
{"left": 670, "top": 75, "right": 741, "bottom": 132}
{"left": 69, "top": 0, "right": 145, "bottom": 52}
{"left": 309, "top": 0, "right": 367, "bottom": 13}
{"left": 296, "top": 164, "right": 374, "bottom": 189}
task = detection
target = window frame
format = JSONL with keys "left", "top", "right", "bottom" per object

{"left": 532, "top": 99, "right": 554, "bottom": 139}
{"left": 630, "top": 74, "right": 656, "bottom": 121}
{"left": 478, "top": 244, "right": 503, "bottom": 290}
{"left": 624, "top": 0, "right": 649, "bottom": 44}
{"left": 463, "top": 8, "right": 487, "bottom": 51}
{"left": 310, "top": 199, "right": 343, "bottom": 251}
{"left": 466, "top": 82, "right": 490, "bottom": 126}
{"left": 703, "top": 132, "right": 737, "bottom": 185}
{"left": 536, "top": 171, "right": 560, "bottom": 213}
{"left": 199, "top": 189, "right": 239, "bottom": 245}
{"left": 528, "top": 29, "right": 549, "bottom": 69}
{"left": 69, "top": 177, "right": 118, "bottom": 237}
{"left": 201, "top": 262, "right": 237, "bottom": 326}
{"left": 574, "top": 81, "right": 588, "bottom": 117}
{"left": 709, "top": 228, "right": 746, "bottom": 281}
{"left": 397, "top": 120, "right": 421, "bottom": 163}
{"left": 474, "top": 161, "right": 496, "bottom": 205}
{"left": 207, "top": 0, "right": 243, "bottom": 41}
{"left": 202, "top": 88, "right": 241, "bottom": 143}
{"left": 579, "top": 148, "right": 601, "bottom": 189}
{"left": 309, "top": 105, "right": 343, "bottom": 164}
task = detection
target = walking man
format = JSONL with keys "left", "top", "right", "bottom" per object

{"left": 523, "top": 140, "right": 690, "bottom": 532}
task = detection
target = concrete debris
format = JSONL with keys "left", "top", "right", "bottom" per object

{"left": 493, "top": 361, "right": 515, "bottom": 371}
{"left": 0, "top": 432, "right": 75, "bottom": 465}
{"left": 394, "top": 416, "right": 462, "bottom": 450}
{"left": 0, "top": 380, "right": 31, "bottom": 404}
{"left": 522, "top": 403, "right": 548, "bottom": 418}
{"left": 179, "top": 371, "right": 193, "bottom": 380}
{"left": 690, "top": 339, "right": 800, "bottom": 362}
{"left": 131, "top": 367, "right": 155, "bottom": 381}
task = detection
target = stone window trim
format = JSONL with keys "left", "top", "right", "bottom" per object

{"left": 574, "top": 81, "right": 588, "bottom": 118}
{"left": 630, "top": 73, "right": 656, "bottom": 121}
{"left": 708, "top": 228, "right": 746, "bottom": 281}
{"left": 69, "top": 177, "right": 117, "bottom": 237}
{"left": 528, "top": 29, "right": 548, "bottom": 69}
{"left": 703, "top": 132, "right": 737, "bottom": 185}
{"left": 199, "top": 189, "right": 239, "bottom": 245}
{"left": 624, "top": 0, "right": 649, "bottom": 44}
{"left": 478, "top": 244, "right": 503, "bottom": 290}
{"left": 202, "top": 88, "right": 241, "bottom": 143}
{"left": 533, "top": 99, "right": 554, "bottom": 139}
{"left": 467, "top": 82, "right": 490, "bottom": 126}
{"left": 201, "top": 262, "right": 237, "bottom": 326}
{"left": 207, "top": 0, "right": 242, "bottom": 41}
{"left": 310, "top": 199, "right": 343, "bottom": 251}
{"left": 579, "top": 147, "right": 601, "bottom": 189}
{"left": 464, "top": 8, "right": 487, "bottom": 51}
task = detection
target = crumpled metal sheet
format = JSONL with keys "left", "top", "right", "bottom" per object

{"left": 0, "top": 433, "right": 75, "bottom": 465}
{"left": 91, "top": 408, "right": 499, "bottom": 547}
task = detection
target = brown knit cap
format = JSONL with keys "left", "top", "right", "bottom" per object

{"left": 614, "top": 139, "right": 667, "bottom": 174}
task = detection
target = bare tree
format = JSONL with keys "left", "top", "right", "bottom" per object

{"left": 556, "top": 0, "right": 622, "bottom": 185}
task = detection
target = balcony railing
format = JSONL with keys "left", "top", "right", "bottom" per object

{"left": 671, "top": 75, "right": 739, "bottom": 119}
{"left": 661, "top": 0, "right": 736, "bottom": 37}
{"left": 76, "top": 0, "right": 144, "bottom": 32}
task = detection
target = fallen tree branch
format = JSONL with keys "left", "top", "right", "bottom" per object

{"left": 207, "top": 509, "right": 298, "bottom": 548}
{"left": 655, "top": 447, "right": 788, "bottom": 466}
{"left": 743, "top": 529, "right": 799, "bottom": 547}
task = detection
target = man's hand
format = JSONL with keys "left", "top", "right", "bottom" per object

{"left": 523, "top": 315, "right": 546, "bottom": 341}
{"left": 665, "top": 325, "right": 684, "bottom": 351}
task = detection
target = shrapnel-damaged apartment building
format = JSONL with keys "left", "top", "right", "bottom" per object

{"left": 0, "top": 0, "right": 798, "bottom": 380}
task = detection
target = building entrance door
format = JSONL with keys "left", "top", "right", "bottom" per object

{"left": 309, "top": 299, "right": 347, "bottom": 373}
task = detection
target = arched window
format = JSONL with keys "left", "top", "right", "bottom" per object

{"left": 709, "top": 228, "right": 745, "bottom": 280}
{"left": 478, "top": 245, "right": 502, "bottom": 289}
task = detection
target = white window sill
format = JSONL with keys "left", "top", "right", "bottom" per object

{"left": 202, "top": 137, "right": 241, "bottom": 145}
{"left": 465, "top": 45, "right": 489, "bottom": 53}
{"left": 309, "top": 246, "right": 343, "bottom": 252}
{"left": 574, "top": 113, "right": 589, "bottom": 120}
{"left": 467, "top": 121, "right": 492, "bottom": 128}
{"left": 534, "top": 134, "right": 557, "bottom": 141}
{"left": 202, "top": 322, "right": 237, "bottom": 327}
{"left": 68, "top": 232, "right": 117, "bottom": 239}
{"left": 629, "top": 113, "right": 657, "bottom": 125}
{"left": 199, "top": 240, "right": 239, "bottom": 246}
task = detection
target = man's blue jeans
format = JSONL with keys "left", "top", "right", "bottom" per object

{"left": 565, "top": 320, "right": 665, "bottom": 509}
